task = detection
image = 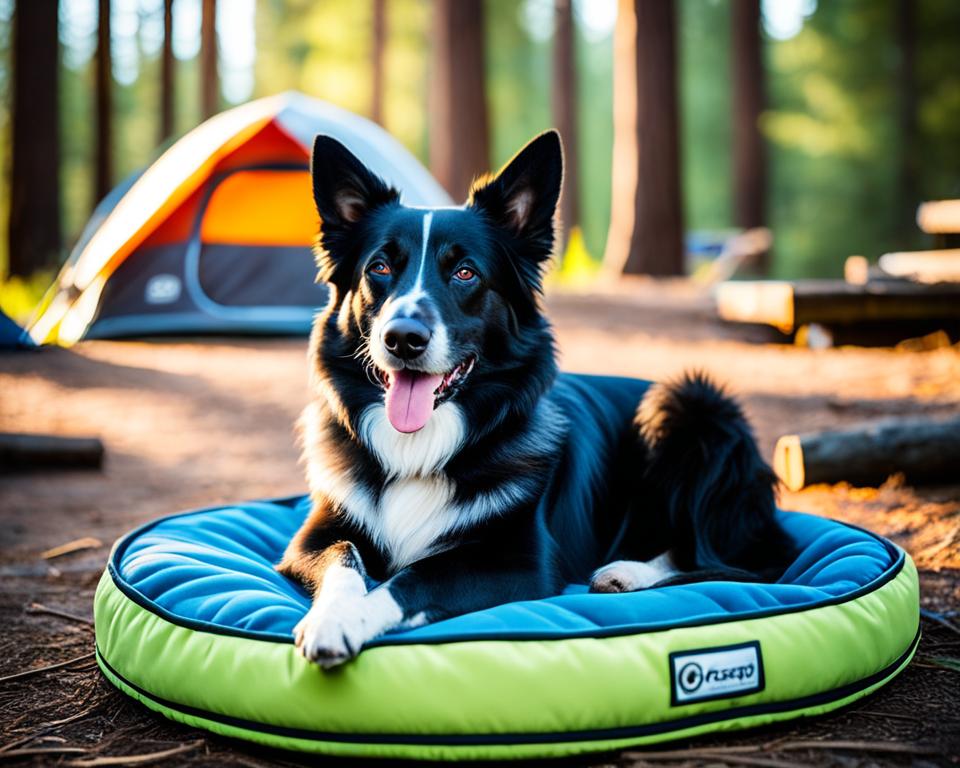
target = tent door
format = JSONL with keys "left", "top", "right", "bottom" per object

{"left": 183, "top": 164, "right": 327, "bottom": 323}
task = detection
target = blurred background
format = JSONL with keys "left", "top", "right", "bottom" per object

{"left": 2, "top": 5, "right": 960, "bottom": 757}
{"left": 1, "top": 0, "right": 960, "bottom": 315}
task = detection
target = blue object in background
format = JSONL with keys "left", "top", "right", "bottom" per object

{"left": 0, "top": 308, "right": 34, "bottom": 350}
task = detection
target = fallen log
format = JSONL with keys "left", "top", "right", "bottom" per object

{"left": 773, "top": 417, "right": 960, "bottom": 491}
{"left": 0, "top": 433, "right": 104, "bottom": 470}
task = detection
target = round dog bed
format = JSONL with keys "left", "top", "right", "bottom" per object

{"left": 94, "top": 496, "right": 919, "bottom": 761}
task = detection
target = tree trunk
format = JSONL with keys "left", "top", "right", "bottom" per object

{"left": 604, "top": 0, "right": 683, "bottom": 276}
{"left": 201, "top": 0, "right": 218, "bottom": 119}
{"left": 731, "top": 0, "right": 766, "bottom": 232}
{"left": 95, "top": 0, "right": 113, "bottom": 204}
{"left": 429, "top": 0, "right": 490, "bottom": 202}
{"left": 160, "top": 0, "right": 175, "bottom": 142}
{"left": 371, "top": 0, "right": 386, "bottom": 125}
{"left": 552, "top": 0, "right": 579, "bottom": 252}
{"left": 8, "top": 1, "right": 62, "bottom": 277}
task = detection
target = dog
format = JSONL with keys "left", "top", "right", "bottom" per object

{"left": 278, "top": 130, "right": 795, "bottom": 668}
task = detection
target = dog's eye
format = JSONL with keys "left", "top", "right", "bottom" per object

{"left": 453, "top": 267, "right": 477, "bottom": 282}
{"left": 368, "top": 261, "right": 392, "bottom": 276}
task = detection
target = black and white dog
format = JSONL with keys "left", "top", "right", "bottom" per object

{"left": 278, "top": 131, "right": 795, "bottom": 667}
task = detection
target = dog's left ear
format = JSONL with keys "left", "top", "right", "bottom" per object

{"left": 468, "top": 130, "right": 563, "bottom": 261}
{"left": 311, "top": 135, "right": 397, "bottom": 228}
{"left": 311, "top": 135, "right": 399, "bottom": 283}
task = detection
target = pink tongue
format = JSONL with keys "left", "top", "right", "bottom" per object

{"left": 385, "top": 370, "right": 444, "bottom": 433}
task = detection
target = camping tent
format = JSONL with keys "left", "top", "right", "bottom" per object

{"left": 30, "top": 92, "right": 452, "bottom": 345}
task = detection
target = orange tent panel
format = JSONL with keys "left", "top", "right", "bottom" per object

{"left": 139, "top": 121, "right": 310, "bottom": 250}
{"left": 200, "top": 170, "right": 318, "bottom": 247}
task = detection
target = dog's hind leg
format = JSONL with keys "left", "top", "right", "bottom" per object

{"left": 597, "top": 372, "right": 796, "bottom": 590}
{"left": 589, "top": 551, "right": 678, "bottom": 593}
{"left": 642, "top": 372, "right": 796, "bottom": 579}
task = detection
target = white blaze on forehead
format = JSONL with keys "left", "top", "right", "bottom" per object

{"left": 413, "top": 210, "right": 434, "bottom": 294}
{"left": 391, "top": 210, "right": 434, "bottom": 313}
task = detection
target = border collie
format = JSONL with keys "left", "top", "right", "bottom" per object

{"left": 278, "top": 131, "right": 794, "bottom": 667}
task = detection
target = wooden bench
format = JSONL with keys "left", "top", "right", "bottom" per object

{"left": 716, "top": 279, "right": 960, "bottom": 336}
{"left": 878, "top": 248, "right": 960, "bottom": 284}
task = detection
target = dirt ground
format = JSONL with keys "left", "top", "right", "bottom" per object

{"left": 1, "top": 281, "right": 958, "bottom": 766}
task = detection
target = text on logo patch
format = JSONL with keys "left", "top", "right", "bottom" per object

{"left": 669, "top": 641, "right": 764, "bottom": 705}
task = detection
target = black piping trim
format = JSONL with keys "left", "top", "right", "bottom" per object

{"left": 97, "top": 627, "right": 919, "bottom": 748}
{"left": 105, "top": 499, "right": 908, "bottom": 647}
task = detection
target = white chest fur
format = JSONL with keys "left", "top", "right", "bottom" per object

{"left": 358, "top": 402, "right": 465, "bottom": 478}
{"left": 373, "top": 475, "right": 457, "bottom": 570}
{"left": 360, "top": 402, "right": 465, "bottom": 569}
{"left": 303, "top": 401, "right": 465, "bottom": 571}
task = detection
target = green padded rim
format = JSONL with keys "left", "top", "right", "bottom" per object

{"left": 94, "top": 552, "right": 920, "bottom": 761}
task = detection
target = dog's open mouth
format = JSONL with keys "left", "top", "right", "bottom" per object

{"left": 379, "top": 356, "right": 476, "bottom": 434}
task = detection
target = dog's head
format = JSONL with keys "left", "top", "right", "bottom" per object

{"left": 310, "top": 132, "right": 562, "bottom": 436}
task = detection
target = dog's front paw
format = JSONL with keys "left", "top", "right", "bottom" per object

{"left": 589, "top": 559, "right": 668, "bottom": 593}
{"left": 294, "top": 588, "right": 405, "bottom": 669}
{"left": 294, "top": 600, "right": 371, "bottom": 668}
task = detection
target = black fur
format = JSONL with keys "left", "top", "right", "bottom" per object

{"left": 628, "top": 373, "right": 796, "bottom": 583}
{"left": 279, "top": 131, "right": 796, "bottom": 666}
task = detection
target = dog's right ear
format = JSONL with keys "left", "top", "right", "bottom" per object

{"left": 311, "top": 136, "right": 398, "bottom": 282}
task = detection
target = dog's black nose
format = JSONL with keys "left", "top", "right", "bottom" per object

{"left": 382, "top": 318, "right": 431, "bottom": 360}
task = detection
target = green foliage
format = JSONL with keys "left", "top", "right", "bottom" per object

{"left": 486, "top": 0, "right": 551, "bottom": 174}
{"left": 764, "top": 0, "right": 901, "bottom": 277}
{"left": 572, "top": 13, "right": 614, "bottom": 261}
{"left": 485, "top": 0, "right": 613, "bottom": 259}
{"left": 680, "top": 0, "right": 732, "bottom": 232}
{"left": 60, "top": 55, "right": 95, "bottom": 247}
{"left": 381, "top": 0, "right": 432, "bottom": 161}
{"left": 254, "top": 0, "right": 431, "bottom": 161}
{"left": 762, "top": 0, "right": 960, "bottom": 277}
{"left": 915, "top": 1, "right": 960, "bottom": 202}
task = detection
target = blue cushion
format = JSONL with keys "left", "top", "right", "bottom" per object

{"left": 113, "top": 495, "right": 898, "bottom": 646}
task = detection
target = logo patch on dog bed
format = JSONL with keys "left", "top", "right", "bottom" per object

{"left": 144, "top": 274, "right": 182, "bottom": 305}
{"left": 670, "top": 641, "right": 764, "bottom": 705}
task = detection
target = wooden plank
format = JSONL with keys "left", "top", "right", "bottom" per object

{"left": 843, "top": 256, "right": 926, "bottom": 286}
{"left": 879, "top": 249, "right": 960, "bottom": 284}
{"left": 843, "top": 255, "right": 892, "bottom": 285}
{"left": 715, "top": 280, "right": 794, "bottom": 333}
{"left": 716, "top": 279, "right": 960, "bottom": 333}
{"left": 0, "top": 433, "right": 104, "bottom": 470}
{"left": 773, "top": 417, "right": 960, "bottom": 491}
{"left": 917, "top": 199, "right": 960, "bottom": 234}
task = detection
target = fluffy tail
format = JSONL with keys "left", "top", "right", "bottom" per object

{"left": 636, "top": 372, "right": 795, "bottom": 581}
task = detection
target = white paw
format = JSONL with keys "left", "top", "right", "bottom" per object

{"left": 294, "top": 576, "right": 404, "bottom": 669}
{"left": 589, "top": 558, "right": 673, "bottom": 593}
{"left": 294, "top": 599, "right": 374, "bottom": 668}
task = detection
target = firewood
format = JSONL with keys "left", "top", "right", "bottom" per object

{"left": 0, "top": 433, "right": 104, "bottom": 470}
{"left": 773, "top": 417, "right": 960, "bottom": 491}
